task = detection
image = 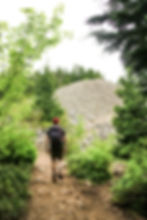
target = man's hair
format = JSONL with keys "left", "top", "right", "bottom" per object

{"left": 53, "top": 117, "right": 60, "bottom": 124}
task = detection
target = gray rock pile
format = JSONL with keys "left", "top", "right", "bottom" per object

{"left": 55, "top": 79, "right": 121, "bottom": 139}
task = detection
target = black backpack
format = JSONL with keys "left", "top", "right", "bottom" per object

{"left": 48, "top": 126, "right": 63, "bottom": 142}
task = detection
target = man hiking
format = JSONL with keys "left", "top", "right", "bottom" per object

{"left": 47, "top": 117, "right": 66, "bottom": 183}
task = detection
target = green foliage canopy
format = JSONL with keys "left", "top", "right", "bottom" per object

{"left": 52, "top": 65, "right": 102, "bottom": 87}
{"left": 0, "top": 6, "right": 64, "bottom": 123}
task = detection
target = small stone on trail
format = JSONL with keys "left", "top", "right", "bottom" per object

{"left": 111, "top": 162, "right": 126, "bottom": 177}
{"left": 76, "top": 200, "right": 86, "bottom": 209}
{"left": 85, "top": 180, "right": 92, "bottom": 187}
{"left": 37, "top": 188, "right": 50, "bottom": 196}
{"left": 33, "top": 177, "right": 49, "bottom": 184}
{"left": 61, "top": 189, "right": 73, "bottom": 195}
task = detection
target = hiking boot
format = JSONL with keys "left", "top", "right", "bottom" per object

{"left": 52, "top": 173, "right": 57, "bottom": 183}
{"left": 58, "top": 173, "right": 64, "bottom": 180}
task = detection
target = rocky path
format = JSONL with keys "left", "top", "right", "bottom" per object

{"left": 23, "top": 131, "right": 145, "bottom": 220}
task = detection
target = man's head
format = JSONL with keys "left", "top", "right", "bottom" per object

{"left": 53, "top": 117, "right": 60, "bottom": 124}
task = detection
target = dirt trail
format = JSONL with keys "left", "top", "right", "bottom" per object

{"left": 24, "top": 134, "right": 145, "bottom": 220}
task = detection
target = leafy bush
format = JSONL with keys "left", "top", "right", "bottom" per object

{"left": 0, "top": 164, "right": 31, "bottom": 220}
{"left": 0, "top": 123, "right": 36, "bottom": 219}
{"left": 112, "top": 151, "right": 147, "bottom": 216}
{"left": 0, "top": 124, "right": 37, "bottom": 164}
{"left": 68, "top": 145, "right": 111, "bottom": 184}
{"left": 113, "top": 137, "right": 147, "bottom": 159}
{"left": 91, "top": 135, "right": 116, "bottom": 155}
{"left": 66, "top": 118, "right": 85, "bottom": 155}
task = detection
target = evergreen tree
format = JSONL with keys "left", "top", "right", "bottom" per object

{"left": 88, "top": 0, "right": 147, "bottom": 87}
{"left": 34, "top": 69, "right": 63, "bottom": 121}
{"left": 88, "top": 0, "right": 147, "bottom": 158}
{"left": 113, "top": 73, "right": 147, "bottom": 158}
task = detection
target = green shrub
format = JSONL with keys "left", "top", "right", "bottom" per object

{"left": 0, "top": 124, "right": 37, "bottom": 164}
{"left": 112, "top": 151, "right": 147, "bottom": 216}
{"left": 0, "top": 123, "right": 36, "bottom": 219}
{"left": 113, "top": 143, "right": 135, "bottom": 159}
{"left": 113, "top": 137, "right": 147, "bottom": 159}
{"left": 0, "top": 164, "right": 31, "bottom": 220}
{"left": 68, "top": 145, "right": 111, "bottom": 184}
{"left": 66, "top": 118, "right": 85, "bottom": 155}
{"left": 91, "top": 135, "right": 116, "bottom": 155}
